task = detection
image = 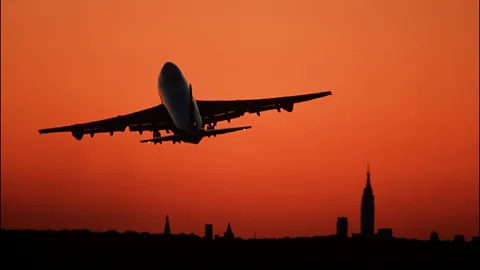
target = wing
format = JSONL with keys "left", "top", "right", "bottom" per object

{"left": 197, "top": 91, "right": 332, "bottom": 125}
{"left": 38, "top": 104, "right": 173, "bottom": 140}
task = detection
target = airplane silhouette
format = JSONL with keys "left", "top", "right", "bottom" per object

{"left": 38, "top": 62, "right": 332, "bottom": 145}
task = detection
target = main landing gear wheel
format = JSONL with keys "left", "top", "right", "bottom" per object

{"left": 152, "top": 130, "right": 162, "bottom": 145}
{"left": 207, "top": 123, "right": 216, "bottom": 130}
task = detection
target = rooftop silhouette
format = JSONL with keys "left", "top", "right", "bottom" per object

{"left": 224, "top": 222, "right": 235, "bottom": 240}
{"left": 163, "top": 215, "right": 171, "bottom": 235}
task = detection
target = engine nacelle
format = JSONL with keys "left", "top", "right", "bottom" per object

{"left": 72, "top": 131, "right": 84, "bottom": 140}
{"left": 282, "top": 103, "right": 294, "bottom": 112}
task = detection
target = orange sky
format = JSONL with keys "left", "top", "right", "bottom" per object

{"left": 1, "top": 0, "right": 478, "bottom": 240}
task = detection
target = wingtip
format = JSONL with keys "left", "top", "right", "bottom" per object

{"left": 312, "top": 91, "right": 332, "bottom": 97}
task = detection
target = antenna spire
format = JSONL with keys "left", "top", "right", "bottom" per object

{"left": 366, "top": 162, "right": 371, "bottom": 186}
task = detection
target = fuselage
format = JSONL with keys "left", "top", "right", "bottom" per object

{"left": 158, "top": 62, "right": 203, "bottom": 143}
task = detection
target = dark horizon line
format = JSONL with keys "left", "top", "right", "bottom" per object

{"left": 2, "top": 228, "right": 478, "bottom": 243}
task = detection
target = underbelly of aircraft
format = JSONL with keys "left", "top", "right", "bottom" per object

{"left": 159, "top": 83, "right": 192, "bottom": 131}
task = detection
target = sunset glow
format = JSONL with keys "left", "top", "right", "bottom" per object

{"left": 1, "top": 0, "right": 478, "bottom": 240}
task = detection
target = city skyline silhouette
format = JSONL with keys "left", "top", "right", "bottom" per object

{"left": 2, "top": 173, "right": 478, "bottom": 268}
{"left": 109, "top": 165, "right": 477, "bottom": 242}
{"left": 2, "top": 165, "right": 476, "bottom": 242}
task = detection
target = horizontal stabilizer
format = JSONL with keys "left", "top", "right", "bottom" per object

{"left": 203, "top": 126, "right": 252, "bottom": 137}
{"left": 140, "top": 134, "right": 181, "bottom": 144}
{"left": 140, "top": 126, "right": 252, "bottom": 144}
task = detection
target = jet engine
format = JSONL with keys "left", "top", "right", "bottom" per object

{"left": 282, "top": 103, "right": 294, "bottom": 112}
{"left": 71, "top": 131, "right": 84, "bottom": 140}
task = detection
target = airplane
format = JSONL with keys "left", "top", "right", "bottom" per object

{"left": 38, "top": 62, "right": 332, "bottom": 145}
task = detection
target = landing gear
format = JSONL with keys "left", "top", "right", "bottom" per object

{"left": 206, "top": 123, "right": 216, "bottom": 130}
{"left": 152, "top": 130, "right": 162, "bottom": 145}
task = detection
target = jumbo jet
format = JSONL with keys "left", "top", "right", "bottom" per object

{"left": 38, "top": 62, "right": 332, "bottom": 145}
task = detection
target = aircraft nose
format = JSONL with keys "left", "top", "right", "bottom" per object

{"left": 160, "top": 62, "right": 183, "bottom": 84}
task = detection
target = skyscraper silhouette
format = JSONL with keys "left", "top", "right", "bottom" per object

{"left": 336, "top": 217, "right": 348, "bottom": 238}
{"left": 164, "top": 215, "right": 171, "bottom": 235}
{"left": 205, "top": 224, "right": 213, "bottom": 240}
{"left": 361, "top": 164, "right": 375, "bottom": 237}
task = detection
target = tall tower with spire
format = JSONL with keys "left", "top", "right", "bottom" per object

{"left": 361, "top": 164, "right": 375, "bottom": 237}
{"left": 164, "top": 215, "right": 171, "bottom": 235}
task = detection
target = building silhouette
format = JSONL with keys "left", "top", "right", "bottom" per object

{"left": 336, "top": 217, "right": 348, "bottom": 238}
{"left": 164, "top": 215, "right": 171, "bottom": 235}
{"left": 453, "top": 235, "right": 465, "bottom": 243}
{"left": 224, "top": 222, "right": 234, "bottom": 240}
{"left": 361, "top": 164, "right": 375, "bottom": 237}
{"left": 205, "top": 224, "right": 213, "bottom": 240}
{"left": 430, "top": 231, "right": 440, "bottom": 242}
{"left": 377, "top": 228, "right": 393, "bottom": 239}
